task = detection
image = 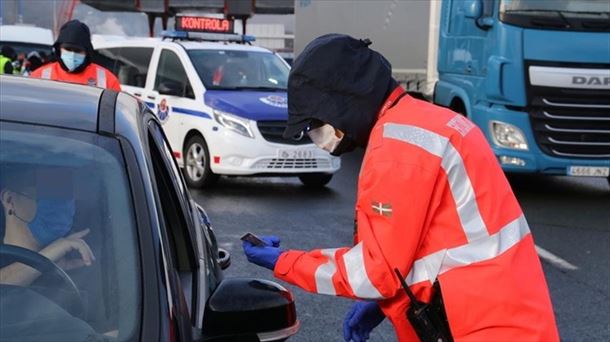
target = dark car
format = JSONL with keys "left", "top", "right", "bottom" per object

{"left": 0, "top": 75, "right": 299, "bottom": 341}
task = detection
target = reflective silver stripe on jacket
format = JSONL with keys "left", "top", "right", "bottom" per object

{"left": 314, "top": 248, "right": 340, "bottom": 295}
{"left": 96, "top": 67, "right": 106, "bottom": 88}
{"left": 405, "top": 214, "right": 531, "bottom": 285}
{"left": 41, "top": 67, "right": 52, "bottom": 79}
{"left": 383, "top": 123, "right": 488, "bottom": 243}
{"left": 343, "top": 242, "right": 384, "bottom": 299}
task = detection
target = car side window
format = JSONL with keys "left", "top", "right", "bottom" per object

{"left": 147, "top": 121, "right": 198, "bottom": 313}
{"left": 96, "top": 47, "right": 152, "bottom": 87}
{"left": 154, "top": 49, "right": 195, "bottom": 99}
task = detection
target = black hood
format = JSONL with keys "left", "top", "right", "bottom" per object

{"left": 54, "top": 20, "right": 94, "bottom": 73}
{"left": 1, "top": 46, "right": 16, "bottom": 60}
{"left": 283, "top": 34, "right": 395, "bottom": 148}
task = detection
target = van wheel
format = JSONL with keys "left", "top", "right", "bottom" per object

{"left": 298, "top": 173, "right": 333, "bottom": 188}
{"left": 183, "top": 135, "right": 218, "bottom": 188}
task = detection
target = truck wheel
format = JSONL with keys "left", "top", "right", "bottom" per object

{"left": 183, "top": 135, "right": 218, "bottom": 188}
{"left": 298, "top": 173, "right": 333, "bottom": 188}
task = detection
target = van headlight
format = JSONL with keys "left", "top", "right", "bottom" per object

{"left": 491, "top": 121, "right": 528, "bottom": 150}
{"left": 213, "top": 109, "right": 254, "bottom": 138}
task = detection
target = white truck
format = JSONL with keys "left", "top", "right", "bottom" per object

{"left": 294, "top": 0, "right": 441, "bottom": 99}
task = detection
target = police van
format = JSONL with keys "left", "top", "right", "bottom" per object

{"left": 93, "top": 16, "right": 340, "bottom": 188}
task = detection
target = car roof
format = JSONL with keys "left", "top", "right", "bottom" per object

{"left": 0, "top": 75, "right": 102, "bottom": 132}
{"left": 94, "top": 37, "right": 272, "bottom": 53}
{"left": 0, "top": 25, "right": 54, "bottom": 46}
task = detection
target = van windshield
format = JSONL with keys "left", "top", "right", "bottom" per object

{"left": 188, "top": 49, "right": 289, "bottom": 91}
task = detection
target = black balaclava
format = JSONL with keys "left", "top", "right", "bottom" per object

{"left": 283, "top": 34, "right": 397, "bottom": 155}
{"left": 53, "top": 20, "right": 94, "bottom": 73}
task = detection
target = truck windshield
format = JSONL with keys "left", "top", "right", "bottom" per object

{"left": 188, "top": 49, "right": 289, "bottom": 91}
{"left": 500, "top": 0, "right": 610, "bottom": 31}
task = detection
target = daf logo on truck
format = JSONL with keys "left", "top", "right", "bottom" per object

{"left": 572, "top": 76, "right": 610, "bottom": 87}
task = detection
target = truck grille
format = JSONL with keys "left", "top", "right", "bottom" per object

{"left": 257, "top": 120, "right": 312, "bottom": 145}
{"left": 526, "top": 63, "right": 610, "bottom": 159}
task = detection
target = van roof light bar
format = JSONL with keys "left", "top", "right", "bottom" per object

{"left": 161, "top": 30, "right": 256, "bottom": 44}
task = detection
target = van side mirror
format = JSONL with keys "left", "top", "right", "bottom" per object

{"left": 158, "top": 80, "right": 183, "bottom": 97}
{"left": 202, "top": 278, "right": 299, "bottom": 341}
{"left": 464, "top": 0, "right": 482, "bottom": 19}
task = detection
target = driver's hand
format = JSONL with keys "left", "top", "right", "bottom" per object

{"left": 40, "top": 229, "right": 96, "bottom": 270}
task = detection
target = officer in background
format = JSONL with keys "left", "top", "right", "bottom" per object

{"left": 0, "top": 46, "right": 17, "bottom": 75}
{"left": 243, "top": 34, "right": 559, "bottom": 341}
{"left": 31, "top": 20, "right": 120, "bottom": 91}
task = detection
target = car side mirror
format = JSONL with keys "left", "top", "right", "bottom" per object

{"left": 464, "top": 0, "right": 482, "bottom": 19}
{"left": 217, "top": 247, "right": 231, "bottom": 270}
{"left": 158, "top": 80, "right": 183, "bottom": 97}
{"left": 202, "top": 278, "right": 299, "bottom": 341}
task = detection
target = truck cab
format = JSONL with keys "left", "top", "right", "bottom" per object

{"left": 434, "top": 0, "right": 610, "bottom": 181}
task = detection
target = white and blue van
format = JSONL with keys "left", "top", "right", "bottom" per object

{"left": 94, "top": 29, "right": 340, "bottom": 188}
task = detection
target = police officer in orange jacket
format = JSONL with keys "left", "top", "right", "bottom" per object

{"left": 243, "top": 34, "right": 559, "bottom": 341}
{"left": 31, "top": 20, "right": 120, "bottom": 91}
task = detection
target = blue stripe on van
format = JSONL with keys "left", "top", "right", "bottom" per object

{"left": 172, "top": 107, "right": 212, "bottom": 119}
{"left": 144, "top": 101, "right": 155, "bottom": 108}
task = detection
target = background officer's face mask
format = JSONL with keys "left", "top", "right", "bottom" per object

{"left": 60, "top": 49, "right": 85, "bottom": 72}
{"left": 307, "top": 124, "right": 344, "bottom": 153}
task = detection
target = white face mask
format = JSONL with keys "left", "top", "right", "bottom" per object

{"left": 307, "top": 124, "right": 343, "bottom": 153}
{"left": 60, "top": 48, "right": 86, "bottom": 72}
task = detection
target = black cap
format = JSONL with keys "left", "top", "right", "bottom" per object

{"left": 283, "top": 34, "right": 393, "bottom": 147}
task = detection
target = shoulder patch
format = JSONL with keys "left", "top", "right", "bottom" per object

{"left": 446, "top": 114, "right": 475, "bottom": 137}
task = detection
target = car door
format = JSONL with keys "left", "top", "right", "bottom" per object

{"left": 145, "top": 47, "right": 202, "bottom": 160}
{"left": 146, "top": 119, "right": 218, "bottom": 336}
{"left": 95, "top": 46, "right": 153, "bottom": 99}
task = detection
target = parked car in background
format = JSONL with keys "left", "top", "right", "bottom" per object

{"left": 0, "top": 25, "right": 53, "bottom": 62}
{"left": 0, "top": 75, "right": 299, "bottom": 341}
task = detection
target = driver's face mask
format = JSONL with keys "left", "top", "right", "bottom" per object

{"left": 6, "top": 191, "right": 75, "bottom": 247}
{"left": 307, "top": 123, "right": 344, "bottom": 154}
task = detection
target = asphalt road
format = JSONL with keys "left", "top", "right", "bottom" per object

{"left": 190, "top": 151, "right": 610, "bottom": 342}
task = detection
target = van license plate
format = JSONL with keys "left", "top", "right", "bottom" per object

{"left": 278, "top": 149, "right": 315, "bottom": 159}
{"left": 567, "top": 166, "right": 609, "bottom": 177}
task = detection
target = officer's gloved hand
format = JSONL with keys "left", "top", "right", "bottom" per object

{"left": 242, "top": 235, "right": 282, "bottom": 270}
{"left": 343, "top": 301, "right": 386, "bottom": 342}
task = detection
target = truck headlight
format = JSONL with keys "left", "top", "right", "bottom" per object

{"left": 213, "top": 109, "right": 254, "bottom": 139}
{"left": 491, "top": 121, "right": 528, "bottom": 150}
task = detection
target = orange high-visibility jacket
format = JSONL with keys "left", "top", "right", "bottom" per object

{"left": 31, "top": 62, "right": 121, "bottom": 91}
{"left": 274, "top": 87, "right": 559, "bottom": 341}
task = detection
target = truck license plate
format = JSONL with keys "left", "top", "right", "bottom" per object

{"left": 567, "top": 166, "right": 610, "bottom": 177}
{"left": 277, "top": 149, "right": 315, "bottom": 159}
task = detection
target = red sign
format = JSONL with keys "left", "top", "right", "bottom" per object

{"left": 176, "top": 16, "right": 234, "bottom": 34}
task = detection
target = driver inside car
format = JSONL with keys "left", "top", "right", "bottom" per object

{"left": 0, "top": 170, "right": 95, "bottom": 286}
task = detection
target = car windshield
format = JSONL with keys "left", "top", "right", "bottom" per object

{"left": 0, "top": 122, "right": 139, "bottom": 341}
{"left": 188, "top": 49, "right": 289, "bottom": 90}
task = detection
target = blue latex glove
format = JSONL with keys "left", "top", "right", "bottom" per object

{"left": 242, "top": 235, "right": 282, "bottom": 270}
{"left": 343, "top": 301, "right": 386, "bottom": 342}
